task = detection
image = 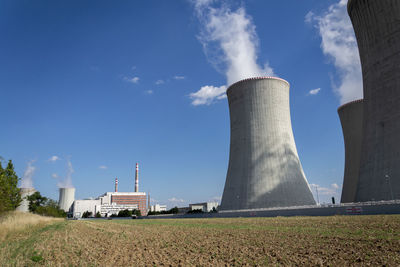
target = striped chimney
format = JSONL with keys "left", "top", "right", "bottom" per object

{"left": 135, "top": 163, "right": 139, "bottom": 192}
{"left": 115, "top": 177, "right": 118, "bottom": 192}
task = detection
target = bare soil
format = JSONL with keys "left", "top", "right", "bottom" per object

{"left": 1, "top": 215, "right": 400, "bottom": 266}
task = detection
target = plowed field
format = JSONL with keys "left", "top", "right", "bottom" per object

{"left": 1, "top": 215, "right": 400, "bottom": 266}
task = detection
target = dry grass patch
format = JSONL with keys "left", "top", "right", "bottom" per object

{"left": 0, "top": 211, "right": 62, "bottom": 240}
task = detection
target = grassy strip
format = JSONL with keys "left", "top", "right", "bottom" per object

{"left": 1, "top": 220, "right": 67, "bottom": 265}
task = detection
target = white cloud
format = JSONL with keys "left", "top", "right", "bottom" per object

{"left": 155, "top": 80, "right": 164, "bottom": 85}
{"left": 99, "top": 165, "right": 107, "bottom": 170}
{"left": 168, "top": 197, "right": 185, "bottom": 203}
{"left": 51, "top": 173, "right": 59, "bottom": 179}
{"left": 145, "top": 90, "right": 153, "bottom": 95}
{"left": 310, "top": 183, "right": 340, "bottom": 196}
{"left": 306, "top": 0, "right": 362, "bottom": 104}
{"left": 189, "top": 85, "right": 227, "bottom": 106}
{"left": 48, "top": 155, "right": 60, "bottom": 162}
{"left": 190, "top": 1, "right": 274, "bottom": 106}
{"left": 174, "top": 75, "right": 185, "bottom": 80}
{"left": 21, "top": 160, "right": 36, "bottom": 188}
{"left": 308, "top": 88, "right": 321, "bottom": 95}
{"left": 124, "top": 76, "right": 140, "bottom": 84}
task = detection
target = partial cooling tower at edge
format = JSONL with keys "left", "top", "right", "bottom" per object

{"left": 16, "top": 188, "right": 36, "bottom": 212}
{"left": 220, "top": 77, "right": 316, "bottom": 210}
{"left": 338, "top": 99, "right": 363, "bottom": 203}
{"left": 58, "top": 188, "right": 75, "bottom": 212}
{"left": 348, "top": 0, "right": 400, "bottom": 201}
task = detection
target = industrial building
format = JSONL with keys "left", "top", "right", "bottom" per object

{"left": 338, "top": 99, "right": 363, "bottom": 203}
{"left": 150, "top": 204, "right": 167, "bottom": 212}
{"left": 16, "top": 188, "right": 36, "bottom": 212}
{"left": 189, "top": 202, "right": 218, "bottom": 212}
{"left": 348, "top": 0, "right": 400, "bottom": 201}
{"left": 220, "top": 77, "right": 316, "bottom": 210}
{"left": 72, "top": 192, "right": 147, "bottom": 218}
{"left": 71, "top": 162, "right": 148, "bottom": 218}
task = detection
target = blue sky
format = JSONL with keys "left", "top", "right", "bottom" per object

{"left": 0, "top": 0, "right": 362, "bottom": 207}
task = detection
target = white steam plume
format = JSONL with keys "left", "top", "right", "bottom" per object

{"left": 58, "top": 159, "right": 74, "bottom": 188}
{"left": 190, "top": 1, "right": 274, "bottom": 106}
{"left": 306, "top": 0, "right": 362, "bottom": 104}
{"left": 21, "top": 161, "right": 35, "bottom": 188}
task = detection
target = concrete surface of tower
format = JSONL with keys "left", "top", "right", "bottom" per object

{"left": 338, "top": 99, "right": 363, "bottom": 203}
{"left": 220, "top": 77, "right": 315, "bottom": 210}
{"left": 58, "top": 187, "right": 75, "bottom": 212}
{"left": 348, "top": 0, "right": 400, "bottom": 201}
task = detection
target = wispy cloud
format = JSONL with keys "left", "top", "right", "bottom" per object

{"left": 123, "top": 76, "right": 140, "bottom": 84}
{"left": 20, "top": 160, "right": 36, "bottom": 188}
{"left": 306, "top": 0, "right": 362, "bottom": 104}
{"left": 189, "top": 85, "right": 227, "bottom": 106}
{"left": 174, "top": 75, "right": 185, "bottom": 80}
{"left": 168, "top": 197, "right": 185, "bottom": 203}
{"left": 155, "top": 79, "right": 165, "bottom": 85}
{"left": 145, "top": 90, "right": 153, "bottom": 95}
{"left": 48, "top": 155, "right": 60, "bottom": 162}
{"left": 51, "top": 173, "right": 59, "bottom": 179}
{"left": 99, "top": 165, "right": 107, "bottom": 170}
{"left": 58, "top": 159, "right": 74, "bottom": 188}
{"left": 190, "top": 1, "right": 274, "bottom": 106}
{"left": 308, "top": 88, "right": 321, "bottom": 95}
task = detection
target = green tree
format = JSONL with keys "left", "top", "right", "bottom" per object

{"left": 118, "top": 209, "right": 132, "bottom": 217}
{"left": 95, "top": 211, "right": 101, "bottom": 218}
{"left": 132, "top": 209, "right": 141, "bottom": 217}
{"left": 27, "top": 191, "right": 47, "bottom": 213}
{"left": 0, "top": 160, "right": 22, "bottom": 214}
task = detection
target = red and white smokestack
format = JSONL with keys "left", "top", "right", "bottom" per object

{"left": 115, "top": 177, "right": 118, "bottom": 192}
{"left": 135, "top": 162, "right": 139, "bottom": 192}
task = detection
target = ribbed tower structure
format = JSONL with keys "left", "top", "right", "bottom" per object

{"left": 58, "top": 187, "right": 75, "bottom": 212}
{"left": 338, "top": 99, "right": 363, "bottom": 203}
{"left": 348, "top": 0, "right": 400, "bottom": 201}
{"left": 220, "top": 77, "right": 315, "bottom": 210}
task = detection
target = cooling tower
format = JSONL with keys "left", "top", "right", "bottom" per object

{"left": 16, "top": 188, "right": 36, "bottom": 212}
{"left": 348, "top": 0, "right": 400, "bottom": 201}
{"left": 58, "top": 187, "right": 75, "bottom": 212}
{"left": 338, "top": 99, "right": 363, "bottom": 203}
{"left": 220, "top": 77, "right": 316, "bottom": 210}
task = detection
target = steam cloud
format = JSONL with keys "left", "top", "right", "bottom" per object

{"left": 306, "top": 0, "right": 363, "bottom": 104}
{"left": 20, "top": 161, "right": 36, "bottom": 188}
{"left": 190, "top": 0, "right": 274, "bottom": 106}
{"left": 58, "top": 159, "right": 74, "bottom": 188}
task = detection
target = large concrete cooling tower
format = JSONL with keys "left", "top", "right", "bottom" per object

{"left": 58, "top": 187, "right": 75, "bottom": 212}
{"left": 220, "top": 77, "right": 315, "bottom": 210}
{"left": 338, "top": 99, "right": 363, "bottom": 203}
{"left": 16, "top": 188, "right": 36, "bottom": 212}
{"left": 348, "top": 0, "right": 400, "bottom": 201}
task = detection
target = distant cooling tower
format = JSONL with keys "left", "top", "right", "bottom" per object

{"left": 58, "top": 188, "right": 75, "bottom": 212}
{"left": 338, "top": 99, "right": 363, "bottom": 203}
{"left": 16, "top": 188, "right": 36, "bottom": 212}
{"left": 348, "top": 0, "right": 400, "bottom": 201}
{"left": 220, "top": 77, "right": 316, "bottom": 210}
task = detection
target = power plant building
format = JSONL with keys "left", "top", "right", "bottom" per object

{"left": 220, "top": 77, "right": 315, "bottom": 210}
{"left": 72, "top": 192, "right": 147, "bottom": 218}
{"left": 338, "top": 99, "right": 363, "bottom": 203}
{"left": 348, "top": 0, "right": 400, "bottom": 201}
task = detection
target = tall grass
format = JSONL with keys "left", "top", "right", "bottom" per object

{"left": 0, "top": 211, "right": 62, "bottom": 240}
